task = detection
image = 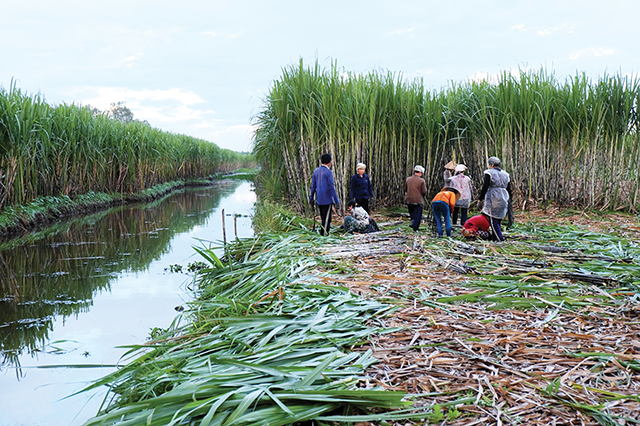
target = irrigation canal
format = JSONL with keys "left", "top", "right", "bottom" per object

{"left": 0, "top": 179, "right": 256, "bottom": 426}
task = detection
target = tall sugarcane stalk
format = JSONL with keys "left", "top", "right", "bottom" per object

{"left": 254, "top": 60, "right": 640, "bottom": 212}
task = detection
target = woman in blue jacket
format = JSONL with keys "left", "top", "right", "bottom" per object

{"left": 349, "top": 163, "right": 374, "bottom": 214}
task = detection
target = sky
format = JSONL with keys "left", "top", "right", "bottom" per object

{"left": 1, "top": 0, "right": 638, "bottom": 153}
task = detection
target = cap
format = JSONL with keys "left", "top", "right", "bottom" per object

{"left": 454, "top": 164, "right": 467, "bottom": 173}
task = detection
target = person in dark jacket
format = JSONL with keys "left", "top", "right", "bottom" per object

{"left": 309, "top": 153, "right": 340, "bottom": 236}
{"left": 404, "top": 165, "right": 428, "bottom": 231}
{"left": 349, "top": 163, "right": 374, "bottom": 214}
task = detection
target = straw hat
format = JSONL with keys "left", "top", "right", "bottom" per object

{"left": 444, "top": 160, "right": 457, "bottom": 170}
{"left": 462, "top": 228, "right": 477, "bottom": 238}
{"left": 443, "top": 186, "right": 461, "bottom": 202}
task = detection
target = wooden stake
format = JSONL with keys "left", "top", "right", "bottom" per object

{"left": 222, "top": 209, "right": 227, "bottom": 245}
{"left": 234, "top": 214, "right": 238, "bottom": 239}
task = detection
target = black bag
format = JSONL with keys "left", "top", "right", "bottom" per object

{"left": 365, "top": 217, "right": 380, "bottom": 233}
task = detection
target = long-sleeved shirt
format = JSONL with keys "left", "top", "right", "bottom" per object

{"left": 479, "top": 167, "right": 512, "bottom": 199}
{"left": 404, "top": 174, "right": 427, "bottom": 204}
{"left": 449, "top": 173, "right": 474, "bottom": 208}
{"left": 479, "top": 167, "right": 512, "bottom": 219}
{"left": 349, "top": 173, "right": 374, "bottom": 200}
{"left": 432, "top": 189, "right": 458, "bottom": 210}
{"left": 463, "top": 214, "right": 491, "bottom": 233}
{"left": 310, "top": 165, "right": 340, "bottom": 206}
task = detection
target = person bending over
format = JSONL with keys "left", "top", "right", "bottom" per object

{"left": 431, "top": 187, "right": 460, "bottom": 237}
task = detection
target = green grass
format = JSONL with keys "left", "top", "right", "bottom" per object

{"left": 0, "top": 179, "right": 221, "bottom": 236}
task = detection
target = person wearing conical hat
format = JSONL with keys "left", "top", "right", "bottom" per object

{"left": 443, "top": 160, "right": 457, "bottom": 186}
{"left": 431, "top": 186, "right": 460, "bottom": 237}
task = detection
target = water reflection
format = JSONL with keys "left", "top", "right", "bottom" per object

{"left": 0, "top": 180, "right": 252, "bottom": 370}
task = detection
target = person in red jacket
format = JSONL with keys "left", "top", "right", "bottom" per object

{"left": 462, "top": 213, "right": 492, "bottom": 240}
{"left": 431, "top": 187, "right": 460, "bottom": 237}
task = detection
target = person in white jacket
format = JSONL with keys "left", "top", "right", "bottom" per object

{"left": 343, "top": 200, "right": 370, "bottom": 233}
{"left": 449, "top": 164, "right": 473, "bottom": 226}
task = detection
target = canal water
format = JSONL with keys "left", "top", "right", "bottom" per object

{"left": 0, "top": 179, "right": 256, "bottom": 426}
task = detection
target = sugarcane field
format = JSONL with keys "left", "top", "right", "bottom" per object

{"left": 2, "top": 57, "right": 640, "bottom": 426}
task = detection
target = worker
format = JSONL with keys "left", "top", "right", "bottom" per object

{"left": 431, "top": 187, "right": 460, "bottom": 237}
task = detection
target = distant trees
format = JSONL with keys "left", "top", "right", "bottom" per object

{"left": 85, "top": 101, "right": 149, "bottom": 125}
{"left": 109, "top": 101, "right": 134, "bottom": 123}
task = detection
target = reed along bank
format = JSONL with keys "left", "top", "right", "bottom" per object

{"left": 0, "top": 83, "right": 253, "bottom": 213}
{"left": 253, "top": 60, "right": 640, "bottom": 212}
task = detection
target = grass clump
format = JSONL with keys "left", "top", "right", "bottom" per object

{"left": 251, "top": 199, "right": 314, "bottom": 234}
{"left": 0, "top": 180, "right": 202, "bottom": 237}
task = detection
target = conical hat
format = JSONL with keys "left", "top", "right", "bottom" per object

{"left": 444, "top": 160, "right": 457, "bottom": 170}
{"left": 443, "top": 186, "right": 461, "bottom": 202}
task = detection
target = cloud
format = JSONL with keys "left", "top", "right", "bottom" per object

{"left": 120, "top": 56, "right": 138, "bottom": 68}
{"left": 470, "top": 71, "right": 496, "bottom": 84}
{"left": 203, "top": 123, "right": 256, "bottom": 152}
{"left": 470, "top": 67, "right": 528, "bottom": 84}
{"left": 388, "top": 27, "right": 415, "bottom": 35}
{"left": 81, "top": 87, "right": 206, "bottom": 108}
{"left": 415, "top": 69, "right": 434, "bottom": 76}
{"left": 201, "top": 30, "right": 242, "bottom": 39}
{"left": 136, "top": 103, "right": 215, "bottom": 123}
{"left": 569, "top": 47, "right": 615, "bottom": 60}
{"left": 511, "top": 23, "right": 574, "bottom": 36}
{"left": 74, "top": 86, "right": 254, "bottom": 152}
{"left": 78, "top": 86, "right": 214, "bottom": 126}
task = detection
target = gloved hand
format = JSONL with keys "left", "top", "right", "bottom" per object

{"left": 309, "top": 197, "right": 315, "bottom": 206}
